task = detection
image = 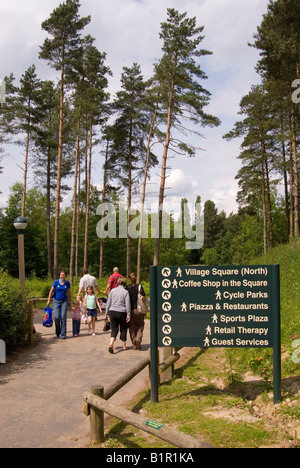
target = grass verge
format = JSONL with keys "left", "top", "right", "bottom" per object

{"left": 102, "top": 348, "right": 300, "bottom": 449}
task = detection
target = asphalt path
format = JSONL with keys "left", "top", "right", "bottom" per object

{"left": 0, "top": 310, "right": 150, "bottom": 448}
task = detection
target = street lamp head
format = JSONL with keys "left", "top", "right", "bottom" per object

{"left": 14, "top": 216, "right": 28, "bottom": 233}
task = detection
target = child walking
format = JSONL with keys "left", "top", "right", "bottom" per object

{"left": 72, "top": 300, "right": 82, "bottom": 337}
{"left": 83, "top": 286, "right": 102, "bottom": 336}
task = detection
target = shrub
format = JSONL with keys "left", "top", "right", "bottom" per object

{"left": 0, "top": 269, "right": 30, "bottom": 351}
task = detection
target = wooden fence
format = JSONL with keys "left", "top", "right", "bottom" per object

{"left": 82, "top": 349, "right": 214, "bottom": 449}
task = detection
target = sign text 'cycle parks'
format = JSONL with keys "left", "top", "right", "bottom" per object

{"left": 150, "top": 265, "right": 281, "bottom": 404}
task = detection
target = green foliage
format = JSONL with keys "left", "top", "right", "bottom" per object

{"left": 0, "top": 269, "right": 30, "bottom": 351}
{"left": 0, "top": 183, "right": 48, "bottom": 277}
{"left": 252, "top": 239, "right": 300, "bottom": 344}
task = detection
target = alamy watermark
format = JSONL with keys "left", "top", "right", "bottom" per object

{"left": 96, "top": 199, "right": 204, "bottom": 250}
{"left": 0, "top": 79, "right": 6, "bottom": 104}
{"left": 292, "top": 79, "right": 300, "bottom": 104}
{"left": 291, "top": 339, "right": 300, "bottom": 364}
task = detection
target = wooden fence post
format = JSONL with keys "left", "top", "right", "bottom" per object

{"left": 27, "top": 300, "right": 34, "bottom": 346}
{"left": 161, "top": 347, "right": 173, "bottom": 382}
{"left": 90, "top": 386, "right": 104, "bottom": 444}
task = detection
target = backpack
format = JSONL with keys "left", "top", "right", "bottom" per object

{"left": 43, "top": 306, "right": 53, "bottom": 328}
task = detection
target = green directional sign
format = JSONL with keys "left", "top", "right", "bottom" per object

{"left": 150, "top": 264, "right": 281, "bottom": 404}
{"left": 155, "top": 265, "right": 279, "bottom": 348}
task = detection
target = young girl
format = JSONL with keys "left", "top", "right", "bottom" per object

{"left": 83, "top": 286, "right": 102, "bottom": 336}
{"left": 72, "top": 300, "right": 82, "bottom": 337}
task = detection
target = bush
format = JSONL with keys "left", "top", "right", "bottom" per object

{"left": 0, "top": 269, "right": 30, "bottom": 352}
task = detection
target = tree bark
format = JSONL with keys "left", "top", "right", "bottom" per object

{"left": 153, "top": 72, "right": 175, "bottom": 266}
{"left": 261, "top": 140, "right": 268, "bottom": 255}
{"left": 99, "top": 139, "right": 109, "bottom": 278}
{"left": 53, "top": 63, "right": 64, "bottom": 279}
{"left": 137, "top": 100, "right": 158, "bottom": 283}
{"left": 84, "top": 116, "right": 93, "bottom": 270}
{"left": 291, "top": 105, "right": 299, "bottom": 236}
{"left": 69, "top": 115, "right": 81, "bottom": 284}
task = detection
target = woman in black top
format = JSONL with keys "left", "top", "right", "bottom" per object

{"left": 126, "top": 273, "right": 146, "bottom": 350}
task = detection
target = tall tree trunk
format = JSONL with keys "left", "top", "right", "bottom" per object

{"left": 46, "top": 148, "right": 52, "bottom": 277}
{"left": 261, "top": 140, "right": 268, "bottom": 255}
{"left": 84, "top": 116, "right": 93, "bottom": 270}
{"left": 291, "top": 105, "right": 299, "bottom": 236}
{"left": 137, "top": 99, "right": 159, "bottom": 283}
{"left": 264, "top": 158, "right": 273, "bottom": 249}
{"left": 153, "top": 73, "right": 175, "bottom": 266}
{"left": 126, "top": 122, "right": 133, "bottom": 277}
{"left": 99, "top": 139, "right": 109, "bottom": 278}
{"left": 289, "top": 135, "right": 294, "bottom": 239}
{"left": 53, "top": 63, "right": 64, "bottom": 279}
{"left": 22, "top": 125, "right": 30, "bottom": 217}
{"left": 69, "top": 116, "right": 81, "bottom": 284}
{"left": 75, "top": 153, "right": 81, "bottom": 279}
{"left": 280, "top": 116, "right": 289, "bottom": 242}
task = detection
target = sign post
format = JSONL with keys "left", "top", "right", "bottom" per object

{"left": 272, "top": 266, "right": 281, "bottom": 404}
{"left": 150, "top": 266, "right": 159, "bottom": 403}
{"left": 150, "top": 265, "right": 281, "bottom": 404}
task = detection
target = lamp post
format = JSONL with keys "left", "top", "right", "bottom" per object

{"left": 14, "top": 216, "right": 27, "bottom": 288}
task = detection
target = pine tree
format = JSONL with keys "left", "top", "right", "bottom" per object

{"left": 39, "top": 0, "right": 90, "bottom": 278}
{"left": 109, "top": 63, "right": 155, "bottom": 276}
{"left": 81, "top": 37, "right": 111, "bottom": 271}
{"left": 15, "top": 65, "right": 42, "bottom": 217}
{"left": 250, "top": 0, "right": 300, "bottom": 236}
{"left": 68, "top": 35, "right": 111, "bottom": 279}
{"left": 33, "top": 80, "right": 59, "bottom": 276}
{"left": 153, "top": 8, "right": 220, "bottom": 265}
{"left": 137, "top": 80, "right": 161, "bottom": 283}
{"left": 224, "top": 84, "right": 278, "bottom": 254}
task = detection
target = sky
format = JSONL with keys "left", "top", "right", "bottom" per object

{"left": 0, "top": 0, "right": 270, "bottom": 215}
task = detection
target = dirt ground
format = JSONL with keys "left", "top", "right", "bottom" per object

{"left": 0, "top": 310, "right": 152, "bottom": 448}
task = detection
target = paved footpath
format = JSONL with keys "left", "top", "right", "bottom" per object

{"left": 0, "top": 310, "right": 150, "bottom": 448}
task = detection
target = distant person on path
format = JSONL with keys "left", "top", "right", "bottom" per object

{"left": 126, "top": 273, "right": 146, "bottom": 350}
{"left": 47, "top": 270, "right": 72, "bottom": 340}
{"left": 83, "top": 286, "right": 102, "bottom": 336}
{"left": 77, "top": 268, "right": 101, "bottom": 298}
{"left": 106, "top": 277, "right": 131, "bottom": 353}
{"left": 104, "top": 267, "right": 123, "bottom": 295}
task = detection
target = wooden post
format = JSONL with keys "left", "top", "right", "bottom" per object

{"left": 27, "top": 300, "right": 34, "bottom": 346}
{"left": 89, "top": 386, "right": 104, "bottom": 444}
{"left": 161, "top": 347, "right": 173, "bottom": 382}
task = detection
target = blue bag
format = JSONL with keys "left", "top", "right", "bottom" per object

{"left": 43, "top": 306, "right": 53, "bottom": 328}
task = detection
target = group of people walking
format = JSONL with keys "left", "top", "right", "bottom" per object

{"left": 46, "top": 267, "right": 146, "bottom": 353}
